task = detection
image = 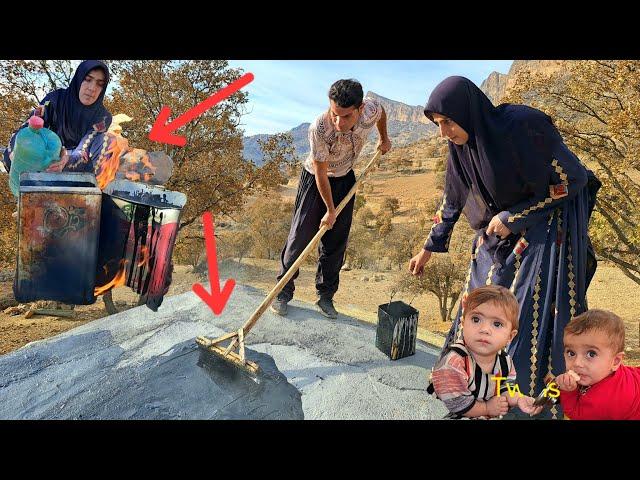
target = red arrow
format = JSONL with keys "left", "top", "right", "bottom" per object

{"left": 192, "top": 211, "right": 236, "bottom": 315}
{"left": 148, "top": 72, "right": 254, "bottom": 147}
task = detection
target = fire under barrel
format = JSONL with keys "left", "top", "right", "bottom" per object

{"left": 14, "top": 172, "right": 102, "bottom": 304}
{"left": 95, "top": 180, "right": 186, "bottom": 311}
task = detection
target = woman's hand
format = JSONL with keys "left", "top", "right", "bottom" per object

{"left": 46, "top": 148, "right": 69, "bottom": 173}
{"left": 409, "top": 249, "right": 432, "bottom": 275}
{"left": 486, "top": 214, "right": 512, "bottom": 238}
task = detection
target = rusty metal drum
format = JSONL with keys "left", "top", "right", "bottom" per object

{"left": 14, "top": 172, "right": 102, "bottom": 304}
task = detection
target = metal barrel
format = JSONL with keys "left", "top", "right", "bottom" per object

{"left": 14, "top": 172, "right": 102, "bottom": 304}
{"left": 95, "top": 180, "right": 187, "bottom": 311}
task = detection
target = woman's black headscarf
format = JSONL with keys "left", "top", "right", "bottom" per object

{"left": 42, "top": 60, "right": 112, "bottom": 149}
{"left": 424, "top": 76, "right": 556, "bottom": 228}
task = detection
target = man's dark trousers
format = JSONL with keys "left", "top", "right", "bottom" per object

{"left": 276, "top": 167, "right": 356, "bottom": 303}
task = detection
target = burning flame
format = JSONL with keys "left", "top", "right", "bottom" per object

{"left": 124, "top": 149, "right": 156, "bottom": 183}
{"left": 94, "top": 259, "right": 128, "bottom": 296}
{"left": 96, "top": 136, "right": 129, "bottom": 190}
{"left": 95, "top": 134, "right": 161, "bottom": 190}
{"left": 137, "top": 245, "right": 150, "bottom": 267}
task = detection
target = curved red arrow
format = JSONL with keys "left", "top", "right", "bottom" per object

{"left": 149, "top": 72, "right": 254, "bottom": 147}
{"left": 192, "top": 212, "right": 236, "bottom": 315}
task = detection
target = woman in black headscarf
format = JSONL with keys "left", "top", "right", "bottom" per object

{"left": 2, "top": 60, "right": 112, "bottom": 174}
{"left": 409, "top": 76, "right": 601, "bottom": 417}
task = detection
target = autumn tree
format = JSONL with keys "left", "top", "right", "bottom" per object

{"left": 390, "top": 189, "right": 474, "bottom": 322}
{"left": 375, "top": 209, "right": 393, "bottom": 237}
{"left": 107, "top": 60, "right": 295, "bottom": 232}
{"left": 224, "top": 229, "right": 254, "bottom": 264}
{"left": 385, "top": 150, "right": 410, "bottom": 173}
{"left": 255, "top": 132, "right": 296, "bottom": 187}
{"left": 243, "top": 193, "right": 292, "bottom": 260}
{"left": 344, "top": 222, "right": 377, "bottom": 269}
{"left": 173, "top": 235, "right": 206, "bottom": 270}
{"left": 392, "top": 231, "right": 470, "bottom": 323}
{"left": 0, "top": 60, "right": 77, "bottom": 140}
{"left": 422, "top": 142, "right": 438, "bottom": 158}
{"left": 353, "top": 195, "right": 366, "bottom": 215}
{"left": 381, "top": 196, "right": 400, "bottom": 215}
{"left": 387, "top": 210, "right": 433, "bottom": 270}
{"left": 0, "top": 61, "right": 85, "bottom": 152}
{"left": 503, "top": 60, "right": 640, "bottom": 285}
{"left": 0, "top": 178, "right": 16, "bottom": 268}
{"left": 393, "top": 253, "right": 465, "bottom": 323}
{"left": 355, "top": 206, "right": 375, "bottom": 228}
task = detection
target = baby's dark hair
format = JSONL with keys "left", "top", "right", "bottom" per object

{"left": 564, "top": 309, "right": 625, "bottom": 353}
{"left": 328, "top": 79, "right": 364, "bottom": 109}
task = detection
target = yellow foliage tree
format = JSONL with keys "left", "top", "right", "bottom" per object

{"left": 244, "top": 193, "right": 292, "bottom": 260}
{"left": 107, "top": 61, "right": 294, "bottom": 232}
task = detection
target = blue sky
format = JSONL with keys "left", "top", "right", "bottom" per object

{"left": 227, "top": 60, "right": 514, "bottom": 136}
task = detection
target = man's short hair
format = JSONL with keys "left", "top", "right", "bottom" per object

{"left": 329, "top": 79, "right": 364, "bottom": 109}
{"left": 464, "top": 285, "right": 520, "bottom": 331}
{"left": 564, "top": 309, "right": 626, "bottom": 353}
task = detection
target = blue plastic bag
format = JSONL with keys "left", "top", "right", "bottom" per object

{"left": 9, "top": 116, "right": 62, "bottom": 196}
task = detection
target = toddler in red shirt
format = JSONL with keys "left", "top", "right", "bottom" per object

{"left": 556, "top": 309, "right": 640, "bottom": 420}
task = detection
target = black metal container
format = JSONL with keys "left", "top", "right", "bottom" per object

{"left": 376, "top": 301, "right": 419, "bottom": 360}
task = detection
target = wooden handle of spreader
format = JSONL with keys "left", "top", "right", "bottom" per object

{"left": 239, "top": 150, "right": 383, "bottom": 336}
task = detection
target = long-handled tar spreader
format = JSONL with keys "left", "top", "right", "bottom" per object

{"left": 196, "top": 150, "right": 383, "bottom": 375}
